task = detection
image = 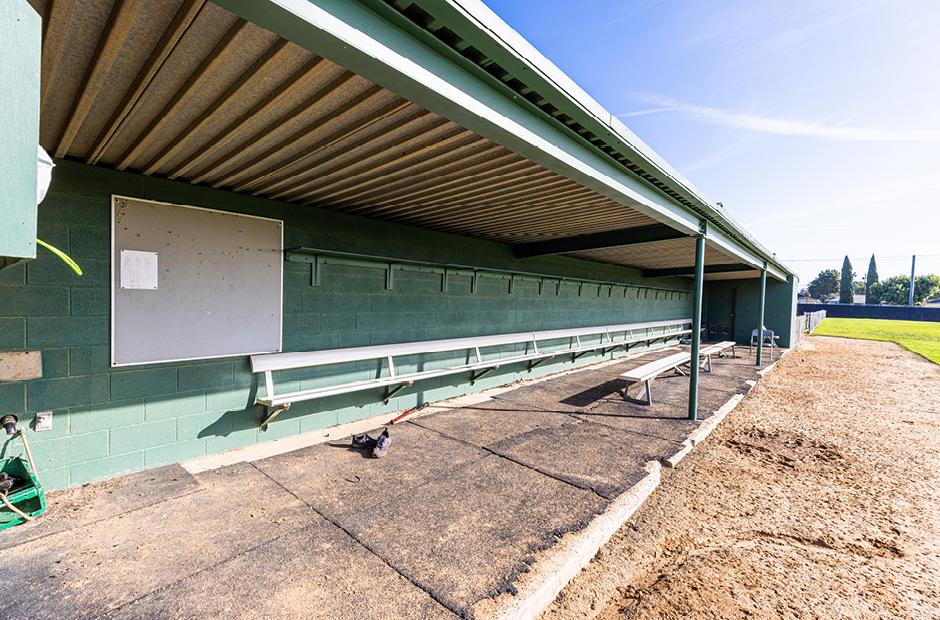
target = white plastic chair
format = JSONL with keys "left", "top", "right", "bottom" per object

{"left": 749, "top": 326, "right": 780, "bottom": 360}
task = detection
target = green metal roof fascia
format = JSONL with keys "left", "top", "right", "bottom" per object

{"left": 708, "top": 229, "right": 785, "bottom": 281}
{"left": 214, "top": 0, "right": 701, "bottom": 232}
{"left": 377, "top": 0, "right": 791, "bottom": 279}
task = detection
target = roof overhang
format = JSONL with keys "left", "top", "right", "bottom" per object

{"left": 30, "top": 0, "right": 790, "bottom": 282}
{"left": 374, "top": 0, "right": 786, "bottom": 269}
{"left": 215, "top": 0, "right": 789, "bottom": 280}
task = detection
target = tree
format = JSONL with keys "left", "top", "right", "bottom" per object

{"left": 839, "top": 256, "right": 854, "bottom": 303}
{"left": 808, "top": 269, "right": 840, "bottom": 302}
{"left": 867, "top": 274, "right": 940, "bottom": 305}
{"left": 865, "top": 254, "right": 879, "bottom": 304}
{"left": 853, "top": 280, "right": 865, "bottom": 295}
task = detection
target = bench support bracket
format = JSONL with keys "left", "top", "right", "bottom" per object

{"left": 527, "top": 357, "right": 550, "bottom": 372}
{"left": 470, "top": 366, "right": 497, "bottom": 385}
{"left": 383, "top": 381, "right": 413, "bottom": 404}
{"left": 260, "top": 403, "right": 292, "bottom": 431}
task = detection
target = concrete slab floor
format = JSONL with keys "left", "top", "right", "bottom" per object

{"left": 1, "top": 464, "right": 201, "bottom": 548}
{"left": 340, "top": 454, "right": 606, "bottom": 615}
{"left": 0, "top": 463, "right": 317, "bottom": 618}
{"left": 488, "top": 420, "right": 674, "bottom": 499}
{"left": 113, "top": 513, "right": 455, "bottom": 620}
{"left": 0, "top": 349, "right": 762, "bottom": 619}
{"left": 253, "top": 422, "right": 487, "bottom": 522}
{"left": 412, "top": 399, "right": 575, "bottom": 448}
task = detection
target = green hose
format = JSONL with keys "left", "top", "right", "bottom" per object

{"left": 36, "top": 238, "right": 82, "bottom": 276}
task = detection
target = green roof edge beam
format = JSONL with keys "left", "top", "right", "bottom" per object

{"left": 215, "top": 0, "right": 786, "bottom": 279}
{"left": 643, "top": 263, "right": 754, "bottom": 279}
{"left": 512, "top": 224, "right": 686, "bottom": 259}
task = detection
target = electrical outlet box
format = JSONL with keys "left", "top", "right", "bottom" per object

{"left": 35, "top": 410, "right": 53, "bottom": 432}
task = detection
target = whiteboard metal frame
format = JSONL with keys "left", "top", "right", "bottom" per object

{"left": 110, "top": 195, "right": 284, "bottom": 367}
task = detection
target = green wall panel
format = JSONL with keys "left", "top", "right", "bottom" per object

{"left": 704, "top": 276, "right": 798, "bottom": 349}
{"left": 0, "top": 1, "right": 40, "bottom": 259}
{"left": 2, "top": 161, "right": 698, "bottom": 490}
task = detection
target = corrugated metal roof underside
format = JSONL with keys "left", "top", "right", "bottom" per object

{"left": 30, "top": 0, "right": 749, "bottom": 273}
{"left": 570, "top": 238, "right": 740, "bottom": 269}
{"left": 703, "top": 270, "right": 762, "bottom": 281}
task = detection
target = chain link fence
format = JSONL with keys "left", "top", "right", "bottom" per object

{"left": 794, "top": 310, "right": 826, "bottom": 343}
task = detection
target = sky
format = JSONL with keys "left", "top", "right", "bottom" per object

{"left": 483, "top": 0, "right": 940, "bottom": 285}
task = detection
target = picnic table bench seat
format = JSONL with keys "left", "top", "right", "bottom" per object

{"left": 620, "top": 340, "right": 737, "bottom": 405}
{"left": 699, "top": 340, "right": 737, "bottom": 371}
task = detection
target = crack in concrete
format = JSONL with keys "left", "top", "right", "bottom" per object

{"left": 87, "top": 519, "right": 320, "bottom": 619}
{"left": 247, "top": 461, "right": 466, "bottom": 619}
{"left": 0, "top": 486, "right": 207, "bottom": 554}
{"left": 490, "top": 390, "right": 695, "bottom": 448}
{"left": 408, "top": 418, "right": 613, "bottom": 502}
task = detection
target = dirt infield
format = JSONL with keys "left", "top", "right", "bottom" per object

{"left": 542, "top": 336, "right": 940, "bottom": 620}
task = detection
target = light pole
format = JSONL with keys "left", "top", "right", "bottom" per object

{"left": 909, "top": 255, "right": 916, "bottom": 306}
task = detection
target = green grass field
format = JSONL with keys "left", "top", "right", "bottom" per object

{"left": 814, "top": 318, "right": 940, "bottom": 364}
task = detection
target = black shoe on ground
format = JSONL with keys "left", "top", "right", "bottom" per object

{"left": 351, "top": 432, "right": 378, "bottom": 449}
{"left": 372, "top": 428, "right": 391, "bottom": 458}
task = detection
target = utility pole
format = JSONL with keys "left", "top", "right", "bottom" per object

{"left": 909, "top": 255, "right": 916, "bottom": 306}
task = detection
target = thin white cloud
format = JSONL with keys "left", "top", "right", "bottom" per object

{"left": 618, "top": 107, "right": 676, "bottom": 118}
{"left": 681, "top": 134, "right": 755, "bottom": 174}
{"left": 743, "top": 173, "right": 940, "bottom": 227}
{"left": 683, "top": 1, "right": 879, "bottom": 56}
{"left": 619, "top": 95, "right": 940, "bottom": 142}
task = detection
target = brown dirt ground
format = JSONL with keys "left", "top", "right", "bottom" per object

{"left": 541, "top": 336, "right": 940, "bottom": 620}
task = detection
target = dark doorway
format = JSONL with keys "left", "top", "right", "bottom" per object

{"left": 705, "top": 286, "right": 736, "bottom": 340}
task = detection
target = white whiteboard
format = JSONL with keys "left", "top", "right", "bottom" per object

{"left": 111, "top": 196, "right": 283, "bottom": 366}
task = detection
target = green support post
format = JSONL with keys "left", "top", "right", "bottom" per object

{"left": 688, "top": 228, "right": 705, "bottom": 421}
{"left": 756, "top": 266, "right": 767, "bottom": 366}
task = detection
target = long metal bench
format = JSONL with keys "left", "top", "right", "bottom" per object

{"left": 620, "top": 340, "right": 736, "bottom": 405}
{"left": 250, "top": 318, "right": 692, "bottom": 428}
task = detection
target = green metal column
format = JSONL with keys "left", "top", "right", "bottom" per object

{"left": 688, "top": 227, "right": 705, "bottom": 421}
{"left": 756, "top": 265, "right": 767, "bottom": 366}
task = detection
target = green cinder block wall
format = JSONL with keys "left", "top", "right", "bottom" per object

{"left": 1, "top": 161, "right": 694, "bottom": 490}
{"left": 705, "top": 276, "right": 798, "bottom": 349}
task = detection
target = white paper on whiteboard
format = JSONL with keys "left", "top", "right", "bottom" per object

{"left": 120, "top": 250, "right": 159, "bottom": 290}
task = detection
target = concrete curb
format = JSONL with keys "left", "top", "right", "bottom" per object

{"left": 478, "top": 383, "right": 754, "bottom": 619}
{"left": 757, "top": 347, "right": 791, "bottom": 378}
{"left": 662, "top": 391, "right": 745, "bottom": 469}
{"left": 757, "top": 361, "right": 778, "bottom": 377}
{"left": 662, "top": 440, "right": 693, "bottom": 468}
{"left": 687, "top": 393, "right": 745, "bottom": 447}
{"left": 476, "top": 461, "right": 662, "bottom": 620}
